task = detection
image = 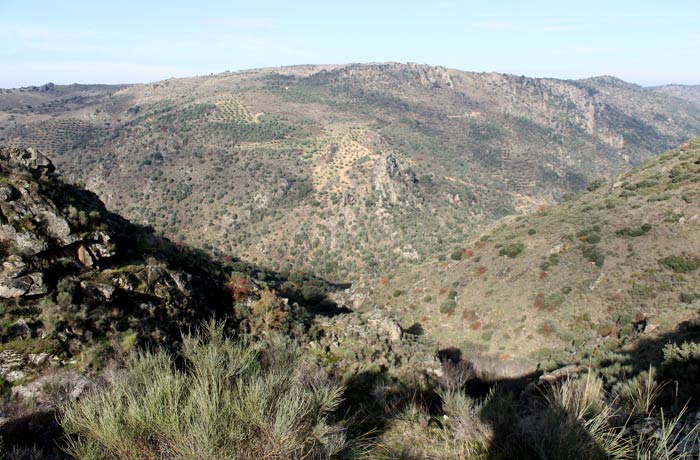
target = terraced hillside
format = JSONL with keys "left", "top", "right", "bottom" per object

{"left": 2, "top": 64, "right": 700, "bottom": 281}
{"left": 361, "top": 139, "right": 700, "bottom": 366}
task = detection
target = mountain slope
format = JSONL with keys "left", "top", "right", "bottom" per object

{"left": 652, "top": 84, "right": 700, "bottom": 106}
{"left": 2, "top": 64, "right": 700, "bottom": 282}
{"left": 362, "top": 139, "right": 700, "bottom": 364}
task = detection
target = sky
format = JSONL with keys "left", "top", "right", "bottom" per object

{"left": 1, "top": 0, "right": 699, "bottom": 88}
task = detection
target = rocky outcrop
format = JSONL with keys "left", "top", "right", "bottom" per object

{"left": 0, "top": 146, "right": 232, "bottom": 380}
{"left": 311, "top": 311, "right": 441, "bottom": 381}
{"left": 373, "top": 153, "right": 419, "bottom": 206}
{"left": 0, "top": 146, "right": 55, "bottom": 175}
{"left": 407, "top": 63, "right": 453, "bottom": 88}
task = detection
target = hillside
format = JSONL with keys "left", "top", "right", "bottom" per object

{"left": 0, "top": 145, "right": 367, "bottom": 386}
{"left": 653, "top": 84, "right": 700, "bottom": 106}
{"left": 0, "top": 146, "right": 445, "bottom": 457}
{"left": 362, "top": 139, "right": 700, "bottom": 365}
{"left": 2, "top": 64, "right": 700, "bottom": 282}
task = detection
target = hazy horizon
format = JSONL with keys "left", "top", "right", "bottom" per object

{"left": 2, "top": 0, "right": 699, "bottom": 88}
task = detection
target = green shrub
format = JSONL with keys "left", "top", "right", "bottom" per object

{"left": 586, "top": 178, "right": 606, "bottom": 192}
{"left": 499, "top": 242, "right": 524, "bottom": 258}
{"left": 616, "top": 224, "right": 652, "bottom": 237}
{"left": 658, "top": 255, "right": 700, "bottom": 273}
{"left": 440, "top": 299, "right": 457, "bottom": 314}
{"left": 0, "top": 376, "right": 11, "bottom": 399}
{"left": 680, "top": 292, "right": 700, "bottom": 304}
{"left": 585, "top": 234, "right": 601, "bottom": 244}
{"left": 582, "top": 245, "right": 605, "bottom": 267}
{"left": 61, "top": 322, "right": 347, "bottom": 460}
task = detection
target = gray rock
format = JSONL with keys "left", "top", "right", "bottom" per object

{"left": 0, "top": 185, "right": 17, "bottom": 202}
{"left": 0, "top": 272, "right": 48, "bottom": 298}
{"left": 0, "top": 146, "right": 55, "bottom": 175}
{"left": 27, "top": 352, "right": 50, "bottom": 366}
{"left": 0, "top": 350, "right": 24, "bottom": 381}
{"left": 40, "top": 210, "right": 72, "bottom": 242}
{"left": 12, "top": 370, "right": 92, "bottom": 404}
{"left": 0, "top": 225, "right": 48, "bottom": 255}
{"left": 10, "top": 319, "right": 32, "bottom": 340}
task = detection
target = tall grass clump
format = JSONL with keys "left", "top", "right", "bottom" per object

{"left": 615, "top": 366, "right": 666, "bottom": 416}
{"left": 634, "top": 408, "right": 700, "bottom": 460}
{"left": 515, "top": 372, "right": 631, "bottom": 460}
{"left": 60, "top": 322, "right": 348, "bottom": 460}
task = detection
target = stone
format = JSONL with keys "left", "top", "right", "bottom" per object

{"left": 76, "top": 245, "right": 94, "bottom": 267}
{"left": 0, "top": 146, "right": 55, "bottom": 175}
{"left": 0, "top": 272, "right": 48, "bottom": 298}
{"left": 41, "top": 210, "right": 72, "bottom": 242}
{"left": 10, "top": 319, "right": 32, "bottom": 340}
{"left": 0, "top": 350, "right": 24, "bottom": 381}
{"left": 0, "top": 186, "right": 17, "bottom": 202}
{"left": 27, "top": 352, "right": 50, "bottom": 366}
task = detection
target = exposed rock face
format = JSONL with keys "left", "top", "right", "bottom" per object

{"left": 312, "top": 311, "right": 441, "bottom": 380}
{"left": 373, "top": 153, "right": 419, "bottom": 205}
{"left": 0, "top": 146, "right": 232, "bottom": 380}
{"left": 0, "top": 272, "right": 47, "bottom": 298}
{"left": 407, "top": 63, "right": 453, "bottom": 88}
{"left": 0, "top": 146, "right": 55, "bottom": 175}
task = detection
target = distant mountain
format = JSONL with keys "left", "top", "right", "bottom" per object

{"left": 652, "top": 84, "right": 700, "bottom": 106}
{"left": 361, "top": 139, "right": 700, "bottom": 363}
{"left": 2, "top": 63, "right": 700, "bottom": 281}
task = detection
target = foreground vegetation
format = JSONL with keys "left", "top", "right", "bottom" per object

{"left": 62, "top": 323, "right": 351, "bottom": 460}
{"left": 51, "top": 321, "right": 700, "bottom": 460}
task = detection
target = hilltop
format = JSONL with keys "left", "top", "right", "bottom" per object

{"left": 361, "top": 139, "right": 700, "bottom": 365}
{"left": 2, "top": 63, "right": 700, "bottom": 282}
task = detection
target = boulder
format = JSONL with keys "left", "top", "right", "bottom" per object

{"left": 0, "top": 272, "right": 48, "bottom": 298}
{"left": 0, "top": 146, "right": 55, "bottom": 175}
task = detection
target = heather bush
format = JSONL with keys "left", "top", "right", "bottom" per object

{"left": 61, "top": 322, "right": 348, "bottom": 460}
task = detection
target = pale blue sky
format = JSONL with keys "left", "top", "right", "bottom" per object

{"left": 1, "top": 0, "right": 698, "bottom": 87}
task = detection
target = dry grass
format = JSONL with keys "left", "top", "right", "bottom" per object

{"left": 60, "top": 322, "right": 349, "bottom": 460}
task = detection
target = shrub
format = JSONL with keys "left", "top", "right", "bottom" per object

{"left": 440, "top": 299, "right": 457, "bottom": 314}
{"left": 499, "top": 242, "right": 524, "bottom": 258}
{"left": 61, "top": 323, "right": 347, "bottom": 460}
{"left": 586, "top": 178, "right": 606, "bottom": 192}
{"left": 614, "top": 367, "right": 665, "bottom": 416}
{"left": 658, "top": 255, "right": 700, "bottom": 273}
{"left": 617, "top": 224, "right": 652, "bottom": 237}
{"left": 585, "top": 233, "right": 601, "bottom": 244}
{"left": 680, "top": 292, "right": 700, "bottom": 304}
{"left": 582, "top": 245, "right": 605, "bottom": 267}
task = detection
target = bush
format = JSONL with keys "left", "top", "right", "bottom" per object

{"left": 616, "top": 224, "right": 652, "bottom": 238}
{"left": 499, "top": 242, "right": 524, "bottom": 258}
{"left": 61, "top": 322, "right": 347, "bottom": 460}
{"left": 440, "top": 299, "right": 457, "bottom": 314}
{"left": 658, "top": 255, "right": 700, "bottom": 273}
{"left": 585, "top": 233, "right": 601, "bottom": 244}
{"left": 582, "top": 245, "right": 605, "bottom": 267}
{"left": 680, "top": 292, "right": 700, "bottom": 304}
{"left": 586, "top": 178, "right": 606, "bottom": 192}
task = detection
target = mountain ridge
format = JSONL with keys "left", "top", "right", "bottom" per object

{"left": 2, "top": 62, "right": 700, "bottom": 283}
